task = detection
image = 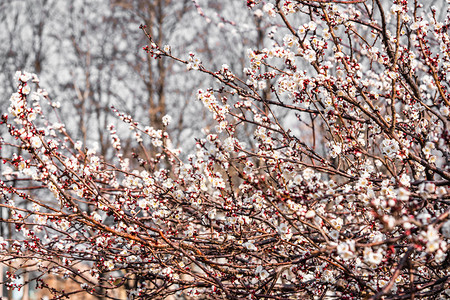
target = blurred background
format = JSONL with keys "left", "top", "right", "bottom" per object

{"left": 0, "top": 0, "right": 268, "bottom": 159}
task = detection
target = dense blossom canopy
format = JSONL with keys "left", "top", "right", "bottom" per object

{"left": 1, "top": 0, "right": 450, "bottom": 299}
